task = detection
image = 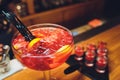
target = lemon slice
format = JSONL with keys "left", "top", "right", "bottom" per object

{"left": 57, "top": 45, "right": 70, "bottom": 52}
{"left": 13, "top": 45, "right": 18, "bottom": 49}
{"left": 56, "top": 45, "right": 71, "bottom": 55}
{"left": 28, "top": 38, "right": 41, "bottom": 48}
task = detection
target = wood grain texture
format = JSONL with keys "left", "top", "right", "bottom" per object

{"left": 5, "top": 25, "right": 120, "bottom": 80}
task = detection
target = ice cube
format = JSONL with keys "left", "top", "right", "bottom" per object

{"left": 43, "top": 49, "right": 50, "bottom": 55}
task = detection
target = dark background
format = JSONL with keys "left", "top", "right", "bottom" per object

{"left": 103, "top": 0, "right": 120, "bottom": 18}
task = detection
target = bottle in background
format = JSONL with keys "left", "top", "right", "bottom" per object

{"left": 16, "top": 0, "right": 29, "bottom": 17}
{"left": 34, "top": 0, "right": 48, "bottom": 13}
{"left": 0, "top": 45, "right": 10, "bottom": 74}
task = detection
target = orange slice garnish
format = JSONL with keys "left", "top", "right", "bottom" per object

{"left": 28, "top": 38, "right": 41, "bottom": 48}
{"left": 57, "top": 45, "right": 70, "bottom": 52}
{"left": 56, "top": 45, "right": 71, "bottom": 55}
{"left": 13, "top": 45, "right": 18, "bottom": 49}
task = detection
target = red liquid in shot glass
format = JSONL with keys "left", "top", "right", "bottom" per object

{"left": 74, "top": 46, "right": 84, "bottom": 61}
{"left": 96, "top": 56, "right": 107, "bottom": 73}
{"left": 85, "top": 50, "right": 95, "bottom": 67}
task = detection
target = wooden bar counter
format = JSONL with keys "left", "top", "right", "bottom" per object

{"left": 5, "top": 24, "right": 120, "bottom": 80}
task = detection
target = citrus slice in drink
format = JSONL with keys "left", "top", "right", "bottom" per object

{"left": 57, "top": 45, "right": 70, "bottom": 52}
{"left": 28, "top": 38, "right": 41, "bottom": 48}
{"left": 53, "top": 45, "right": 73, "bottom": 63}
{"left": 55, "top": 45, "right": 71, "bottom": 56}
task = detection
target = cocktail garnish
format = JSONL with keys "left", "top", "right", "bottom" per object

{"left": 28, "top": 38, "right": 41, "bottom": 48}
{"left": 55, "top": 45, "right": 71, "bottom": 56}
{"left": 56, "top": 45, "right": 70, "bottom": 52}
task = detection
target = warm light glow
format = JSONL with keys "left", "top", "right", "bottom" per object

{"left": 3, "top": 20, "right": 7, "bottom": 25}
{"left": 16, "top": 5, "right": 21, "bottom": 10}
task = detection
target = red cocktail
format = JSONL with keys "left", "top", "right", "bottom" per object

{"left": 11, "top": 23, "right": 74, "bottom": 79}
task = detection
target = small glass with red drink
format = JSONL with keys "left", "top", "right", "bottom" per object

{"left": 74, "top": 46, "right": 84, "bottom": 61}
{"left": 85, "top": 50, "right": 95, "bottom": 67}
{"left": 95, "top": 56, "right": 107, "bottom": 73}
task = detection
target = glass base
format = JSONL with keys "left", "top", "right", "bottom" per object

{"left": 74, "top": 56, "right": 83, "bottom": 61}
{"left": 85, "top": 62, "right": 94, "bottom": 67}
{"left": 96, "top": 69, "right": 105, "bottom": 73}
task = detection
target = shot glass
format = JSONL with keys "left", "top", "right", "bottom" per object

{"left": 95, "top": 56, "right": 107, "bottom": 73}
{"left": 74, "top": 46, "right": 84, "bottom": 61}
{"left": 85, "top": 50, "right": 95, "bottom": 67}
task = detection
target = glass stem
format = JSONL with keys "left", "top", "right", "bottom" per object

{"left": 43, "top": 70, "right": 51, "bottom": 80}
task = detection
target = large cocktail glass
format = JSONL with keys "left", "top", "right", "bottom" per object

{"left": 11, "top": 23, "right": 74, "bottom": 80}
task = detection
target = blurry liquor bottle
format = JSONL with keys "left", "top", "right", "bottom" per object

{"left": 58, "top": 0, "right": 73, "bottom": 7}
{"left": 66, "top": 0, "right": 73, "bottom": 5}
{"left": 58, "top": 0, "right": 65, "bottom": 6}
{"left": 48, "top": 0, "right": 61, "bottom": 8}
{"left": 16, "top": 0, "right": 29, "bottom": 17}
{"left": 42, "top": 0, "right": 53, "bottom": 9}
{"left": 34, "top": 0, "right": 46, "bottom": 13}
{"left": 0, "top": 15, "right": 11, "bottom": 34}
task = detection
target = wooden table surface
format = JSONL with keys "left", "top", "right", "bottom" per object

{"left": 5, "top": 24, "right": 120, "bottom": 80}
